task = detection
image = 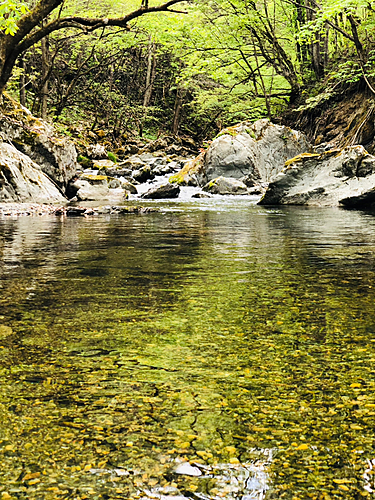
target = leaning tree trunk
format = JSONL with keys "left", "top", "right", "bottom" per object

{"left": 0, "top": 0, "right": 64, "bottom": 94}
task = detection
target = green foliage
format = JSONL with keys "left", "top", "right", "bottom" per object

{"left": 8, "top": 0, "right": 375, "bottom": 140}
{"left": 0, "top": 0, "right": 28, "bottom": 35}
{"left": 107, "top": 151, "right": 117, "bottom": 163}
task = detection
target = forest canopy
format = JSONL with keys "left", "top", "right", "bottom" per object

{"left": 1, "top": 0, "right": 375, "bottom": 139}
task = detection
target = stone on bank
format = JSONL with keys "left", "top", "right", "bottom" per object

{"left": 141, "top": 183, "right": 180, "bottom": 199}
{"left": 258, "top": 146, "right": 375, "bottom": 207}
{"left": 0, "top": 143, "right": 65, "bottom": 203}
{"left": 0, "top": 94, "right": 78, "bottom": 189}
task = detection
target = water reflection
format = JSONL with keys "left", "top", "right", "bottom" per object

{"left": 0, "top": 203, "right": 375, "bottom": 498}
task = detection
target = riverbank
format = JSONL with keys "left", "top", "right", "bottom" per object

{"left": 0, "top": 203, "right": 158, "bottom": 217}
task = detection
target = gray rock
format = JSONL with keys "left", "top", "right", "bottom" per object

{"left": 240, "top": 174, "right": 258, "bottom": 187}
{"left": 247, "top": 185, "right": 266, "bottom": 196}
{"left": 138, "top": 153, "right": 156, "bottom": 162}
{"left": 259, "top": 146, "right": 375, "bottom": 207}
{"left": 141, "top": 183, "right": 180, "bottom": 199}
{"left": 108, "top": 179, "right": 121, "bottom": 189}
{"left": 170, "top": 120, "right": 309, "bottom": 188}
{"left": 71, "top": 175, "right": 109, "bottom": 201}
{"left": 92, "top": 159, "right": 114, "bottom": 170}
{"left": 148, "top": 157, "right": 166, "bottom": 168}
{"left": 153, "top": 163, "right": 178, "bottom": 176}
{"left": 132, "top": 165, "right": 153, "bottom": 183}
{"left": 0, "top": 142, "right": 66, "bottom": 203}
{"left": 105, "top": 166, "right": 133, "bottom": 178}
{"left": 87, "top": 144, "right": 107, "bottom": 159}
{"left": 202, "top": 176, "right": 249, "bottom": 195}
{"left": 191, "top": 192, "right": 213, "bottom": 198}
{"left": 139, "top": 137, "right": 168, "bottom": 153}
{"left": 0, "top": 96, "right": 78, "bottom": 188}
{"left": 174, "top": 462, "right": 202, "bottom": 476}
{"left": 120, "top": 179, "right": 137, "bottom": 194}
{"left": 120, "top": 156, "right": 148, "bottom": 170}
{"left": 205, "top": 120, "right": 310, "bottom": 183}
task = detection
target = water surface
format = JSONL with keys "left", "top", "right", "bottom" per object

{"left": 1, "top": 199, "right": 375, "bottom": 499}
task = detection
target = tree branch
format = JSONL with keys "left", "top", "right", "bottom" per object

{"left": 16, "top": 0, "right": 187, "bottom": 56}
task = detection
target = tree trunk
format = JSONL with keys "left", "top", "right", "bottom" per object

{"left": 143, "top": 37, "right": 156, "bottom": 108}
{"left": 172, "top": 87, "right": 183, "bottom": 135}
{"left": 306, "top": 0, "right": 324, "bottom": 79}
{"left": 19, "top": 56, "right": 26, "bottom": 107}
{"left": 40, "top": 37, "right": 50, "bottom": 118}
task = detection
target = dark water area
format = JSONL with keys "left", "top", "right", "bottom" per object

{"left": 1, "top": 199, "right": 375, "bottom": 499}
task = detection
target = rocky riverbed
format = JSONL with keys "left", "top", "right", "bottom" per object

{"left": 0, "top": 203, "right": 158, "bottom": 217}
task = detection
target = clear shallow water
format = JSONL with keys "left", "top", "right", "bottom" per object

{"left": 1, "top": 200, "right": 375, "bottom": 499}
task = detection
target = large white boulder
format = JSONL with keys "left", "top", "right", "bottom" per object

{"left": 169, "top": 120, "right": 310, "bottom": 187}
{"left": 0, "top": 95, "right": 78, "bottom": 189}
{"left": 205, "top": 120, "right": 310, "bottom": 183}
{"left": 0, "top": 142, "right": 65, "bottom": 202}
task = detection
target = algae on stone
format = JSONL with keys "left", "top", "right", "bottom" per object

{"left": 169, "top": 153, "right": 206, "bottom": 186}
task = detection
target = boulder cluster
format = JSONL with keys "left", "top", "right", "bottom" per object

{"left": 2, "top": 93, "right": 375, "bottom": 209}
{"left": 68, "top": 153, "right": 186, "bottom": 202}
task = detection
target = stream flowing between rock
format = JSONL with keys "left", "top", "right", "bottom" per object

{"left": 1, "top": 198, "right": 375, "bottom": 499}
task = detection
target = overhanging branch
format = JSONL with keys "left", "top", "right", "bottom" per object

{"left": 17, "top": 0, "right": 187, "bottom": 56}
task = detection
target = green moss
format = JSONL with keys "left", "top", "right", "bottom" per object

{"left": 284, "top": 153, "right": 321, "bottom": 167}
{"left": 81, "top": 174, "right": 107, "bottom": 182}
{"left": 107, "top": 151, "right": 117, "bottom": 163}
{"left": 245, "top": 128, "right": 256, "bottom": 139}
{"left": 169, "top": 172, "right": 185, "bottom": 185}
{"left": 169, "top": 153, "right": 205, "bottom": 185}
{"left": 77, "top": 155, "right": 92, "bottom": 168}
{"left": 215, "top": 126, "right": 239, "bottom": 139}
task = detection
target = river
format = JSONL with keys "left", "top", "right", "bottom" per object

{"left": 1, "top": 197, "right": 375, "bottom": 499}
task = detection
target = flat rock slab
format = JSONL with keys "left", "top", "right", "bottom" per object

{"left": 0, "top": 203, "right": 158, "bottom": 217}
{"left": 259, "top": 146, "right": 375, "bottom": 207}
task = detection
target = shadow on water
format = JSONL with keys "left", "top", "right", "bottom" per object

{"left": 1, "top": 202, "right": 375, "bottom": 498}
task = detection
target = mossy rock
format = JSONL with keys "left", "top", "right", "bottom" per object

{"left": 169, "top": 153, "right": 205, "bottom": 186}
{"left": 92, "top": 159, "right": 115, "bottom": 170}
{"left": 215, "top": 126, "right": 239, "bottom": 139}
{"left": 284, "top": 152, "right": 321, "bottom": 167}
{"left": 107, "top": 151, "right": 117, "bottom": 163}
{"left": 77, "top": 155, "right": 93, "bottom": 168}
{"left": 81, "top": 174, "right": 108, "bottom": 184}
